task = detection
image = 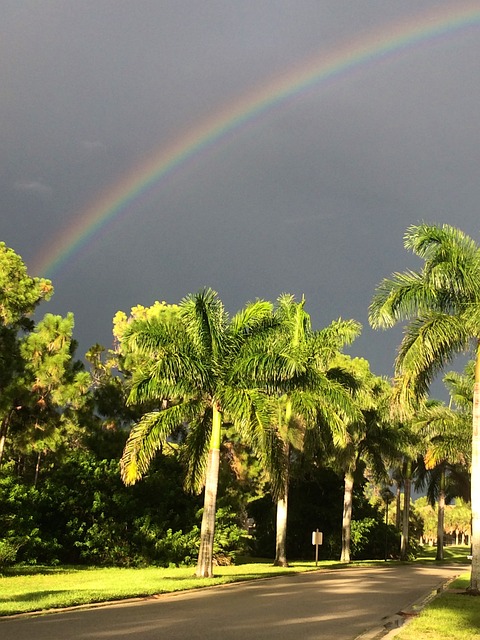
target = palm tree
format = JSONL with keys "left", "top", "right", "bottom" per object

{"left": 445, "top": 498, "right": 472, "bottom": 545}
{"left": 119, "top": 289, "right": 282, "bottom": 578}
{"left": 391, "top": 467, "right": 403, "bottom": 530}
{"left": 267, "top": 295, "right": 361, "bottom": 566}
{"left": 369, "top": 223, "right": 480, "bottom": 591}
{"left": 414, "top": 394, "right": 471, "bottom": 560}
{"left": 329, "top": 358, "right": 404, "bottom": 562}
{"left": 386, "top": 426, "right": 424, "bottom": 560}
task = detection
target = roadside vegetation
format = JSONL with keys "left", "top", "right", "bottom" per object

{"left": 0, "top": 559, "right": 329, "bottom": 616}
{"left": 1, "top": 224, "right": 480, "bottom": 634}
{"left": 396, "top": 573, "right": 480, "bottom": 640}
{"left": 0, "top": 548, "right": 472, "bottom": 619}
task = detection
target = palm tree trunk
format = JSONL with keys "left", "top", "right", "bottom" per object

{"left": 274, "top": 397, "right": 293, "bottom": 567}
{"left": 274, "top": 493, "right": 289, "bottom": 567}
{"left": 400, "top": 460, "right": 412, "bottom": 561}
{"left": 0, "top": 430, "right": 7, "bottom": 467}
{"left": 469, "top": 345, "right": 480, "bottom": 591}
{"left": 273, "top": 307, "right": 304, "bottom": 567}
{"left": 0, "top": 411, "right": 12, "bottom": 467}
{"left": 274, "top": 442, "right": 289, "bottom": 567}
{"left": 196, "top": 405, "right": 222, "bottom": 578}
{"left": 395, "top": 483, "right": 402, "bottom": 530}
{"left": 341, "top": 469, "right": 355, "bottom": 562}
{"left": 436, "top": 465, "right": 446, "bottom": 561}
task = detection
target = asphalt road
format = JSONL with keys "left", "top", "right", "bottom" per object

{"left": 1, "top": 564, "right": 462, "bottom": 640}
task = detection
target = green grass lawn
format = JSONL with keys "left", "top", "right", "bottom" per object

{"left": 414, "top": 544, "right": 472, "bottom": 564}
{"left": 394, "top": 545, "right": 479, "bottom": 640}
{"left": 0, "top": 559, "right": 332, "bottom": 616}
{"left": 395, "top": 573, "right": 480, "bottom": 640}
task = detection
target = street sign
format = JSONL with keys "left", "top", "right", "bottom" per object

{"left": 312, "top": 529, "right": 323, "bottom": 566}
{"left": 312, "top": 531, "right": 323, "bottom": 545}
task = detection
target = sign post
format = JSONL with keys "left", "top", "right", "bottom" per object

{"left": 312, "top": 529, "right": 323, "bottom": 566}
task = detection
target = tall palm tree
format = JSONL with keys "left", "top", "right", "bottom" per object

{"left": 414, "top": 394, "right": 471, "bottom": 560}
{"left": 445, "top": 498, "right": 472, "bottom": 545}
{"left": 369, "top": 223, "right": 480, "bottom": 591}
{"left": 391, "top": 467, "right": 403, "bottom": 530}
{"left": 384, "top": 423, "right": 423, "bottom": 560}
{"left": 398, "top": 421, "right": 429, "bottom": 561}
{"left": 120, "top": 289, "right": 282, "bottom": 578}
{"left": 267, "top": 295, "right": 361, "bottom": 566}
{"left": 329, "top": 358, "right": 404, "bottom": 562}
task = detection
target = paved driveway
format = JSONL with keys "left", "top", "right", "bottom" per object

{"left": 1, "top": 564, "right": 462, "bottom": 640}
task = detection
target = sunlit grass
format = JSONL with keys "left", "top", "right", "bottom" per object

{"left": 415, "top": 544, "right": 472, "bottom": 564}
{"left": 395, "top": 573, "right": 480, "bottom": 640}
{"left": 0, "top": 560, "right": 327, "bottom": 616}
{"left": 0, "top": 546, "right": 473, "bottom": 618}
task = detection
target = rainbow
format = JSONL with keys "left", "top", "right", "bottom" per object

{"left": 32, "top": 3, "right": 480, "bottom": 278}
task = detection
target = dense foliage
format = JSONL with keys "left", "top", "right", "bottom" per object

{"left": 0, "top": 240, "right": 474, "bottom": 571}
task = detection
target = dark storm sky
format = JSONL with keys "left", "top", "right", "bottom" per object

{"left": 2, "top": 1, "right": 480, "bottom": 385}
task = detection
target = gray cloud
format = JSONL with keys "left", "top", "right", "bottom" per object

{"left": 13, "top": 180, "right": 53, "bottom": 198}
{"left": 1, "top": 0, "right": 479, "bottom": 388}
{"left": 79, "top": 140, "right": 107, "bottom": 154}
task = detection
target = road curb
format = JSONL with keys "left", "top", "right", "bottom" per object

{"left": 353, "top": 574, "right": 460, "bottom": 640}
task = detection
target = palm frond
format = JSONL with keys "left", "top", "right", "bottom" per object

{"left": 404, "top": 223, "right": 479, "bottom": 266}
{"left": 443, "top": 366, "right": 474, "bottom": 410}
{"left": 288, "top": 390, "right": 320, "bottom": 431}
{"left": 230, "top": 349, "right": 307, "bottom": 391}
{"left": 275, "top": 293, "right": 311, "bottom": 337}
{"left": 264, "top": 426, "right": 289, "bottom": 501}
{"left": 395, "top": 311, "right": 471, "bottom": 405}
{"left": 319, "top": 372, "right": 361, "bottom": 419}
{"left": 221, "top": 386, "right": 274, "bottom": 454}
{"left": 121, "top": 314, "right": 181, "bottom": 355}
{"left": 325, "top": 365, "right": 360, "bottom": 394}
{"left": 230, "top": 299, "right": 275, "bottom": 337}
{"left": 221, "top": 384, "right": 287, "bottom": 498}
{"left": 127, "top": 348, "right": 211, "bottom": 404}
{"left": 314, "top": 318, "right": 362, "bottom": 353}
{"left": 361, "top": 419, "right": 408, "bottom": 477}
{"left": 404, "top": 224, "right": 480, "bottom": 316}
{"left": 415, "top": 402, "right": 471, "bottom": 468}
{"left": 180, "top": 288, "right": 228, "bottom": 360}
{"left": 369, "top": 270, "right": 437, "bottom": 329}
{"left": 181, "top": 410, "right": 212, "bottom": 493}
{"left": 120, "top": 399, "right": 200, "bottom": 485}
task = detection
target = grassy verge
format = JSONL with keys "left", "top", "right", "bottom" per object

{"left": 394, "top": 573, "right": 480, "bottom": 640}
{"left": 394, "top": 546, "right": 478, "bottom": 640}
{"left": 414, "top": 544, "right": 472, "bottom": 564}
{"left": 0, "top": 559, "right": 334, "bottom": 616}
{"left": 0, "top": 546, "right": 473, "bottom": 619}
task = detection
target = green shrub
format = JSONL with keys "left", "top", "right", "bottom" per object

{"left": 153, "top": 527, "right": 200, "bottom": 566}
{"left": 0, "top": 450, "right": 203, "bottom": 566}
{"left": 350, "top": 517, "right": 400, "bottom": 560}
{"left": 0, "top": 539, "right": 18, "bottom": 567}
{"left": 212, "top": 506, "right": 252, "bottom": 561}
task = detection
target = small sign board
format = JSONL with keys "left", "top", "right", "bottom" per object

{"left": 312, "top": 531, "right": 323, "bottom": 545}
{"left": 312, "top": 529, "right": 323, "bottom": 566}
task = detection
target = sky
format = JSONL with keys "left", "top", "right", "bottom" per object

{"left": 1, "top": 1, "right": 480, "bottom": 386}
